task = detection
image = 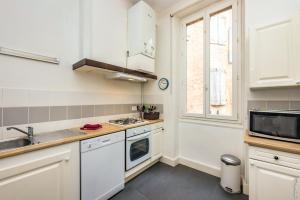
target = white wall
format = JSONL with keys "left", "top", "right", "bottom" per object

{"left": 178, "top": 123, "right": 244, "bottom": 175}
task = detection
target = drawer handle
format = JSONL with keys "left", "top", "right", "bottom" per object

{"left": 274, "top": 156, "right": 279, "bottom": 160}
{"left": 102, "top": 139, "right": 111, "bottom": 143}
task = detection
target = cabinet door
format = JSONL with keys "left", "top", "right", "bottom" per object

{"left": 151, "top": 129, "right": 162, "bottom": 160}
{"left": 141, "top": 6, "right": 156, "bottom": 58}
{"left": 249, "top": 15, "right": 300, "bottom": 88}
{"left": 0, "top": 143, "right": 79, "bottom": 200}
{"left": 249, "top": 159, "right": 300, "bottom": 200}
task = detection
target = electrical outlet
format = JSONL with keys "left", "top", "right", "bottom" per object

{"left": 131, "top": 106, "right": 137, "bottom": 111}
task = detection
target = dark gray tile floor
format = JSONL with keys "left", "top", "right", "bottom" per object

{"left": 111, "top": 162, "right": 248, "bottom": 200}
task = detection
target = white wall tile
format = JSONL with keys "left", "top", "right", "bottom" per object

{"left": 67, "top": 91, "right": 85, "bottom": 105}
{"left": 2, "top": 88, "right": 29, "bottom": 107}
{"left": 49, "top": 91, "right": 69, "bottom": 106}
{"left": 0, "top": 127, "right": 3, "bottom": 141}
{"left": 29, "top": 90, "right": 50, "bottom": 107}
{"left": 0, "top": 88, "right": 3, "bottom": 107}
{"left": 81, "top": 117, "right": 98, "bottom": 125}
{"left": 81, "top": 92, "right": 97, "bottom": 105}
{"left": 29, "top": 120, "right": 73, "bottom": 134}
{"left": 94, "top": 93, "right": 140, "bottom": 105}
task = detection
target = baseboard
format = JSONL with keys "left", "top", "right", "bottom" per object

{"left": 242, "top": 178, "right": 249, "bottom": 195}
{"left": 178, "top": 156, "right": 221, "bottom": 177}
{"left": 160, "top": 156, "right": 179, "bottom": 167}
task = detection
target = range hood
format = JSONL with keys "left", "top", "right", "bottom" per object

{"left": 73, "top": 59, "right": 157, "bottom": 82}
{"left": 106, "top": 72, "right": 147, "bottom": 82}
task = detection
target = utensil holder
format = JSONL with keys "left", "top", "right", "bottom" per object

{"left": 143, "top": 112, "right": 160, "bottom": 120}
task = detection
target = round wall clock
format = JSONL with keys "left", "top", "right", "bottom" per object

{"left": 158, "top": 78, "right": 169, "bottom": 90}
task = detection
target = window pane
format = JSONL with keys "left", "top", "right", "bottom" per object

{"left": 186, "top": 19, "right": 204, "bottom": 114}
{"left": 209, "top": 7, "right": 233, "bottom": 116}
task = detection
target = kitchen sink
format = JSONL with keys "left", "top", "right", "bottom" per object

{"left": 0, "top": 138, "right": 32, "bottom": 151}
{"left": 0, "top": 129, "right": 85, "bottom": 152}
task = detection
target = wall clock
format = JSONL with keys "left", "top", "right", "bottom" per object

{"left": 158, "top": 78, "right": 169, "bottom": 90}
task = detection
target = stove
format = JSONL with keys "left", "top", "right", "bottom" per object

{"left": 108, "top": 118, "right": 144, "bottom": 126}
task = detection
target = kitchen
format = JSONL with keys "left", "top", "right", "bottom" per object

{"left": 0, "top": 0, "right": 300, "bottom": 200}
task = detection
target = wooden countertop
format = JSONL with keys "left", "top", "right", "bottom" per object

{"left": 0, "top": 119, "right": 164, "bottom": 159}
{"left": 244, "top": 130, "right": 300, "bottom": 154}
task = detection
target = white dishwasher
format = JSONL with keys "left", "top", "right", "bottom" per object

{"left": 81, "top": 131, "right": 125, "bottom": 200}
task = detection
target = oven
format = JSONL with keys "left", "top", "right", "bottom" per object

{"left": 126, "top": 125, "right": 151, "bottom": 170}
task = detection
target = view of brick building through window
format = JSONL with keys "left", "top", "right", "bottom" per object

{"left": 186, "top": 19, "right": 204, "bottom": 114}
{"left": 186, "top": 7, "right": 233, "bottom": 116}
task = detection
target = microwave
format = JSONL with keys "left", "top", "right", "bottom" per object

{"left": 249, "top": 110, "right": 300, "bottom": 143}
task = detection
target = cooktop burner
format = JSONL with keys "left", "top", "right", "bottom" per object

{"left": 108, "top": 118, "right": 144, "bottom": 125}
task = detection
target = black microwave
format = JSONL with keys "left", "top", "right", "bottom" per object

{"left": 249, "top": 110, "right": 300, "bottom": 143}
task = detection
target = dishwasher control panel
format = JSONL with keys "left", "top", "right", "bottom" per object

{"left": 81, "top": 131, "right": 125, "bottom": 153}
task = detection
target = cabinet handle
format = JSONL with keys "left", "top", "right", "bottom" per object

{"left": 274, "top": 156, "right": 279, "bottom": 160}
{"left": 102, "top": 139, "right": 111, "bottom": 143}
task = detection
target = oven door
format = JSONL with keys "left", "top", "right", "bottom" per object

{"left": 126, "top": 132, "right": 151, "bottom": 170}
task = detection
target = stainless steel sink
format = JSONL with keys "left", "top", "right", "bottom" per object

{"left": 0, "top": 138, "right": 32, "bottom": 151}
{"left": 0, "top": 129, "right": 85, "bottom": 152}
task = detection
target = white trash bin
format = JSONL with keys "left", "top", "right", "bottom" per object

{"left": 220, "top": 154, "right": 241, "bottom": 193}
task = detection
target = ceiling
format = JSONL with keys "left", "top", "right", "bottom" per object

{"left": 130, "top": 0, "right": 182, "bottom": 12}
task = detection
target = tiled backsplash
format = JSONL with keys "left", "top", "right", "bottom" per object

{"left": 0, "top": 104, "right": 164, "bottom": 127}
{"left": 0, "top": 88, "right": 164, "bottom": 127}
{"left": 247, "top": 100, "right": 300, "bottom": 111}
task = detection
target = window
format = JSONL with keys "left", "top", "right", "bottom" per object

{"left": 182, "top": 0, "right": 240, "bottom": 121}
{"left": 186, "top": 19, "right": 204, "bottom": 114}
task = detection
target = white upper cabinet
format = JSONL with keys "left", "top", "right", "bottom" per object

{"left": 127, "top": 1, "right": 156, "bottom": 73}
{"left": 249, "top": 14, "right": 300, "bottom": 88}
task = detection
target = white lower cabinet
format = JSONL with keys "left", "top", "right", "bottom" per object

{"left": 0, "top": 142, "right": 80, "bottom": 200}
{"left": 151, "top": 126, "right": 163, "bottom": 161}
{"left": 249, "top": 146, "right": 300, "bottom": 200}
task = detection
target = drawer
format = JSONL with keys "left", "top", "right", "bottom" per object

{"left": 249, "top": 146, "right": 300, "bottom": 169}
{"left": 127, "top": 125, "right": 151, "bottom": 137}
{"left": 151, "top": 122, "right": 163, "bottom": 130}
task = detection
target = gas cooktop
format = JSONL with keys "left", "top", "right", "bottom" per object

{"left": 108, "top": 118, "right": 144, "bottom": 126}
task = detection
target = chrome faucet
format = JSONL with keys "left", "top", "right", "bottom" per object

{"left": 7, "top": 127, "right": 34, "bottom": 144}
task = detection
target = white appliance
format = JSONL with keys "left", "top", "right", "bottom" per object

{"left": 126, "top": 125, "right": 152, "bottom": 170}
{"left": 127, "top": 1, "right": 156, "bottom": 74}
{"left": 81, "top": 131, "right": 125, "bottom": 200}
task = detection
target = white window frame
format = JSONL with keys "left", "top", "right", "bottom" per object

{"left": 179, "top": 0, "right": 241, "bottom": 123}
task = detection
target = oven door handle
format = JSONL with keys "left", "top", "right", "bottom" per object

{"left": 127, "top": 133, "right": 150, "bottom": 141}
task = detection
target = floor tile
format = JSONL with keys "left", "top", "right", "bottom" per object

{"left": 111, "top": 163, "right": 248, "bottom": 200}
{"left": 111, "top": 188, "right": 148, "bottom": 200}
